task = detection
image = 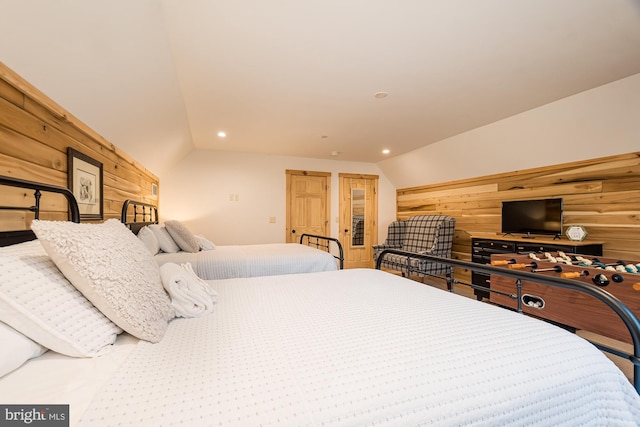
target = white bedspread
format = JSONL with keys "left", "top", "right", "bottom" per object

{"left": 79, "top": 269, "right": 640, "bottom": 426}
{"left": 154, "top": 243, "right": 338, "bottom": 279}
{"left": 0, "top": 333, "right": 138, "bottom": 426}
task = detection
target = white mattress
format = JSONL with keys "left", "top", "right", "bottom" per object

{"left": 0, "top": 333, "right": 138, "bottom": 426}
{"left": 73, "top": 269, "right": 640, "bottom": 426}
{"left": 155, "top": 243, "right": 338, "bottom": 279}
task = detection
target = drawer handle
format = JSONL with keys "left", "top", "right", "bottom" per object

{"left": 522, "top": 294, "right": 545, "bottom": 309}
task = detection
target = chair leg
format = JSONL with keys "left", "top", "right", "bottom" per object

{"left": 445, "top": 268, "right": 453, "bottom": 292}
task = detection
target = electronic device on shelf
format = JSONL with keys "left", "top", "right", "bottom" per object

{"left": 501, "top": 198, "right": 563, "bottom": 239}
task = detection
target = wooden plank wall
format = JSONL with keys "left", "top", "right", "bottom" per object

{"left": 0, "top": 62, "right": 158, "bottom": 231}
{"left": 396, "top": 152, "right": 640, "bottom": 282}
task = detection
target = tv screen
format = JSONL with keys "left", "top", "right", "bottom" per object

{"left": 501, "top": 198, "right": 563, "bottom": 237}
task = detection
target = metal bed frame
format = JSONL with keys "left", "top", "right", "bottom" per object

{"left": 299, "top": 233, "right": 344, "bottom": 269}
{"left": 375, "top": 248, "right": 640, "bottom": 393}
{"left": 121, "top": 199, "right": 345, "bottom": 269}
{"left": 120, "top": 199, "right": 159, "bottom": 235}
{"left": 0, "top": 176, "right": 80, "bottom": 246}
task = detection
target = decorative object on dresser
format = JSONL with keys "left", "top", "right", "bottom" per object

{"left": 67, "top": 148, "right": 103, "bottom": 220}
{"left": 566, "top": 225, "right": 588, "bottom": 241}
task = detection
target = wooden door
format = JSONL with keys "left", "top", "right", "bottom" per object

{"left": 339, "top": 174, "right": 378, "bottom": 269}
{"left": 285, "top": 170, "right": 330, "bottom": 243}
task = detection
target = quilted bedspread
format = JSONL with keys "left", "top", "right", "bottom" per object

{"left": 154, "top": 243, "right": 338, "bottom": 279}
{"left": 80, "top": 269, "right": 640, "bottom": 426}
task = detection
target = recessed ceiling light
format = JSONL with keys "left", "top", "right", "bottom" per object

{"left": 382, "top": 149, "right": 390, "bottom": 154}
{"left": 374, "top": 92, "right": 388, "bottom": 99}
{"left": 217, "top": 131, "right": 227, "bottom": 138}
{"left": 331, "top": 151, "right": 340, "bottom": 156}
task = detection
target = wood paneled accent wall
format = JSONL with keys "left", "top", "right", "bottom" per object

{"left": 396, "top": 152, "right": 640, "bottom": 282}
{"left": 0, "top": 62, "right": 158, "bottom": 230}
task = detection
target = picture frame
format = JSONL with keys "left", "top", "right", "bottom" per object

{"left": 67, "top": 148, "right": 103, "bottom": 220}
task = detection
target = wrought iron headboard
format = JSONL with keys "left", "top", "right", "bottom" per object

{"left": 0, "top": 175, "right": 80, "bottom": 246}
{"left": 121, "top": 199, "right": 159, "bottom": 235}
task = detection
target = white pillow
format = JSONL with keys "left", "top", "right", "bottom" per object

{"left": 149, "top": 224, "right": 180, "bottom": 253}
{"left": 165, "top": 220, "right": 200, "bottom": 253}
{"left": 0, "top": 240, "right": 121, "bottom": 357}
{"left": 137, "top": 226, "right": 160, "bottom": 256}
{"left": 0, "top": 320, "right": 47, "bottom": 378}
{"left": 31, "top": 219, "right": 175, "bottom": 343}
{"left": 195, "top": 235, "right": 216, "bottom": 251}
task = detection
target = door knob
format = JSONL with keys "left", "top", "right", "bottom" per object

{"left": 292, "top": 229, "right": 296, "bottom": 233}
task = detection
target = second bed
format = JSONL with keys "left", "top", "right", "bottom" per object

{"left": 121, "top": 199, "right": 343, "bottom": 279}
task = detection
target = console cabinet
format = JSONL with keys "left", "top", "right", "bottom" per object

{"left": 470, "top": 235, "right": 603, "bottom": 300}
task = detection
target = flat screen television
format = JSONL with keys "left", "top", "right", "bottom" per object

{"left": 501, "top": 198, "right": 563, "bottom": 238}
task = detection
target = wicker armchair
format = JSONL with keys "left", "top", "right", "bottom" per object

{"left": 373, "top": 215, "right": 456, "bottom": 278}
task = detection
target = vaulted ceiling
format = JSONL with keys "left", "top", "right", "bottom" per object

{"left": 2, "top": 0, "right": 640, "bottom": 174}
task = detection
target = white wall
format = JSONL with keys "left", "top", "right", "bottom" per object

{"left": 378, "top": 73, "right": 640, "bottom": 189}
{"left": 160, "top": 151, "right": 397, "bottom": 245}
{"left": 160, "top": 74, "right": 640, "bottom": 245}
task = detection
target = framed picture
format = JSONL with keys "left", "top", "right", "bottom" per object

{"left": 67, "top": 148, "right": 103, "bottom": 220}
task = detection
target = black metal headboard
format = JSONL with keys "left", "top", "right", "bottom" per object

{"left": 0, "top": 175, "right": 80, "bottom": 247}
{"left": 121, "top": 199, "right": 158, "bottom": 235}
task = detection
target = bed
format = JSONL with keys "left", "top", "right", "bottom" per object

{"left": 121, "top": 199, "right": 344, "bottom": 279}
{"left": 2, "top": 176, "right": 640, "bottom": 426}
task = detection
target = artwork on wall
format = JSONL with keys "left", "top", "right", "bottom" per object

{"left": 67, "top": 148, "right": 103, "bottom": 220}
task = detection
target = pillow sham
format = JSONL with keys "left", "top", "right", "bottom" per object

{"left": 0, "top": 321, "right": 47, "bottom": 378}
{"left": 31, "top": 219, "right": 175, "bottom": 343}
{"left": 0, "top": 240, "right": 121, "bottom": 357}
{"left": 148, "top": 224, "right": 180, "bottom": 253}
{"left": 137, "top": 225, "right": 160, "bottom": 256}
{"left": 165, "top": 220, "right": 200, "bottom": 253}
{"left": 195, "top": 235, "right": 216, "bottom": 251}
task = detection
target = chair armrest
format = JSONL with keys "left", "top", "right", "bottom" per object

{"left": 373, "top": 244, "right": 402, "bottom": 260}
{"left": 373, "top": 244, "right": 402, "bottom": 251}
{"left": 419, "top": 236, "right": 452, "bottom": 258}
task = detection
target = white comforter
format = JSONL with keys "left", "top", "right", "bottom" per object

{"left": 155, "top": 243, "right": 338, "bottom": 279}
{"left": 77, "top": 269, "right": 640, "bottom": 426}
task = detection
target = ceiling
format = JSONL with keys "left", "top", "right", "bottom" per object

{"left": 2, "top": 0, "right": 640, "bottom": 173}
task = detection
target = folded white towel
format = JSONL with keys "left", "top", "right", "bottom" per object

{"left": 160, "top": 262, "right": 217, "bottom": 318}
{"left": 181, "top": 262, "right": 218, "bottom": 300}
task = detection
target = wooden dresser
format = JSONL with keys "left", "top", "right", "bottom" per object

{"left": 470, "top": 234, "right": 603, "bottom": 300}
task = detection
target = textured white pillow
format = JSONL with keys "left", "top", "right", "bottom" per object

{"left": 0, "top": 240, "right": 121, "bottom": 357}
{"left": 149, "top": 224, "right": 180, "bottom": 253}
{"left": 0, "top": 320, "right": 47, "bottom": 377}
{"left": 165, "top": 220, "right": 200, "bottom": 253}
{"left": 137, "top": 226, "right": 160, "bottom": 256}
{"left": 195, "top": 235, "right": 216, "bottom": 251}
{"left": 31, "top": 219, "right": 175, "bottom": 343}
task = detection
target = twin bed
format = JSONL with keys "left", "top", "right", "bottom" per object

{"left": 121, "top": 199, "right": 344, "bottom": 279}
{"left": 2, "top": 176, "right": 640, "bottom": 426}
